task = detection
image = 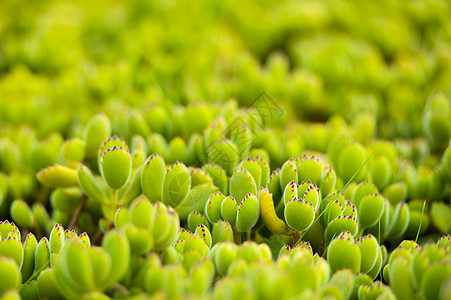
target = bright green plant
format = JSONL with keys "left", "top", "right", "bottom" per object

{"left": 0, "top": 1, "right": 451, "bottom": 297}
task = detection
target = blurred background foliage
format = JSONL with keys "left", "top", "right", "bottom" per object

{"left": 1, "top": 0, "right": 450, "bottom": 140}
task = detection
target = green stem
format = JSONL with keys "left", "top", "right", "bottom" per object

{"left": 110, "top": 189, "right": 119, "bottom": 221}
{"left": 111, "top": 189, "right": 118, "bottom": 205}
{"left": 233, "top": 231, "right": 242, "bottom": 244}
{"left": 357, "top": 227, "right": 365, "bottom": 239}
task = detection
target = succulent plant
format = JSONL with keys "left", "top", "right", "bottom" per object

{"left": 0, "top": 0, "right": 451, "bottom": 298}
{"left": 327, "top": 231, "right": 361, "bottom": 273}
{"left": 52, "top": 229, "right": 129, "bottom": 298}
{"left": 383, "top": 237, "right": 451, "bottom": 300}
{"left": 115, "top": 197, "right": 179, "bottom": 253}
{"left": 423, "top": 93, "right": 451, "bottom": 151}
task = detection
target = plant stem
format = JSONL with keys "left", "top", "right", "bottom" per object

{"left": 110, "top": 189, "right": 119, "bottom": 221}
{"left": 68, "top": 195, "right": 87, "bottom": 230}
{"left": 33, "top": 222, "right": 43, "bottom": 240}
{"left": 92, "top": 228, "right": 104, "bottom": 246}
{"left": 291, "top": 232, "right": 301, "bottom": 248}
{"left": 357, "top": 227, "right": 365, "bottom": 239}
{"left": 111, "top": 189, "right": 118, "bottom": 205}
{"left": 246, "top": 230, "right": 251, "bottom": 241}
{"left": 233, "top": 231, "right": 242, "bottom": 244}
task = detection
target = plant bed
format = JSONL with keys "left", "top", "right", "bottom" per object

{"left": 0, "top": 0, "right": 451, "bottom": 299}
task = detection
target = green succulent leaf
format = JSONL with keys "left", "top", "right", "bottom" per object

{"left": 297, "top": 156, "right": 322, "bottom": 186}
{"left": 208, "top": 139, "right": 240, "bottom": 176}
{"left": 62, "top": 138, "right": 86, "bottom": 163}
{"left": 236, "top": 194, "right": 260, "bottom": 232}
{"left": 188, "top": 212, "right": 210, "bottom": 233}
{"left": 35, "top": 238, "right": 50, "bottom": 275}
{"left": 358, "top": 194, "right": 384, "bottom": 229}
{"left": 280, "top": 158, "right": 298, "bottom": 190}
{"left": 221, "top": 196, "right": 238, "bottom": 227}
{"left": 21, "top": 233, "right": 37, "bottom": 283}
{"left": 37, "top": 268, "right": 65, "bottom": 300}
{"left": 37, "top": 164, "right": 78, "bottom": 188}
{"left": 162, "top": 162, "right": 191, "bottom": 208}
{"left": 205, "top": 193, "right": 226, "bottom": 224}
{"left": 100, "top": 146, "right": 132, "bottom": 190}
{"left": 10, "top": 199, "right": 34, "bottom": 229}
{"left": 77, "top": 164, "right": 109, "bottom": 204}
{"left": 284, "top": 198, "right": 315, "bottom": 232}
{"left": 327, "top": 232, "right": 361, "bottom": 274}
{"left": 202, "top": 164, "right": 228, "bottom": 194}
{"left": 0, "top": 257, "right": 21, "bottom": 296}
{"left": 101, "top": 229, "right": 130, "bottom": 287}
{"left": 230, "top": 167, "right": 257, "bottom": 203}
{"left": 212, "top": 220, "right": 234, "bottom": 245}
{"left": 238, "top": 158, "right": 262, "bottom": 189}
{"left": 83, "top": 113, "right": 111, "bottom": 158}
{"left": 0, "top": 236, "right": 23, "bottom": 268}
{"left": 175, "top": 184, "right": 219, "bottom": 220}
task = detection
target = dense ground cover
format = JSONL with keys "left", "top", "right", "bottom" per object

{"left": 0, "top": 0, "right": 451, "bottom": 299}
